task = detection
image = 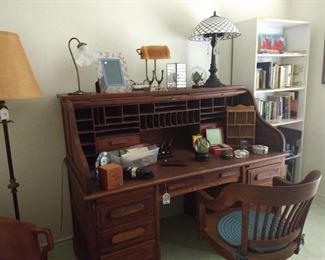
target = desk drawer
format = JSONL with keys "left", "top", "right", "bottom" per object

{"left": 96, "top": 134, "right": 140, "bottom": 152}
{"left": 101, "top": 240, "right": 156, "bottom": 260}
{"left": 248, "top": 163, "right": 282, "bottom": 186}
{"left": 96, "top": 187, "right": 155, "bottom": 229}
{"left": 160, "top": 168, "right": 241, "bottom": 198}
{"left": 98, "top": 219, "right": 155, "bottom": 254}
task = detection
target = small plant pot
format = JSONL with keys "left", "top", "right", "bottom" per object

{"left": 195, "top": 152, "right": 209, "bottom": 161}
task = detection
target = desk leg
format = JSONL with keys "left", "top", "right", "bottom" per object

{"left": 196, "top": 193, "right": 205, "bottom": 240}
{"left": 155, "top": 186, "right": 161, "bottom": 260}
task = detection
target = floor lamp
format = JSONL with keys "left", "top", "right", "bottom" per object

{"left": 0, "top": 31, "right": 41, "bottom": 220}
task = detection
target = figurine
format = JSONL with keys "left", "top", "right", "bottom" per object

{"left": 191, "top": 71, "right": 204, "bottom": 88}
{"left": 193, "top": 137, "right": 211, "bottom": 161}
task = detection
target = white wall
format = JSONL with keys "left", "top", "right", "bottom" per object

{"left": 287, "top": 1, "right": 325, "bottom": 198}
{"left": 0, "top": 0, "right": 288, "bottom": 241}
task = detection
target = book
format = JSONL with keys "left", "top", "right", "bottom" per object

{"left": 278, "top": 64, "right": 293, "bottom": 88}
{"left": 267, "top": 95, "right": 283, "bottom": 120}
{"left": 273, "top": 92, "right": 296, "bottom": 119}
{"left": 278, "top": 127, "right": 302, "bottom": 156}
{"left": 292, "top": 64, "right": 304, "bottom": 87}
{"left": 257, "top": 62, "right": 272, "bottom": 89}
{"left": 271, "top": 63, "right": 279, "bottom": 89}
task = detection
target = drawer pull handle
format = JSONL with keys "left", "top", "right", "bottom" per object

{"left": 170, "top": 97, "right": 179, "bottom": 101}
{"left": 255, "top": 171, "right": 277, "bottom": 180}
{"left": 220, "top": 172, "right": 238, "bottom": 178}
{"left": 112, "top": 227, "right": 145, "bottom": 244}
{"left": 110, "top": 203, "right": 145, "bottom": 219}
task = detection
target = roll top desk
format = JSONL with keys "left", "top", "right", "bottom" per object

{"left": 59, "top": 86, "right": 286, "bottom": 260}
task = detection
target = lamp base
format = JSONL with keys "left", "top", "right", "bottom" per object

{"left": 68, "top": 90, "right": 90, "bottom": 95}
{"left": 204, "top": 75, "right": 224, "bottom": 88}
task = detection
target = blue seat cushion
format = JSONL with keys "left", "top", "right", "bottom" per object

{"left": 217, "top": 210, "right": 286, "bottom": 253}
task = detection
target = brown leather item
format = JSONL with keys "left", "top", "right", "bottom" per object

{"left": 137, "top": 45, "right": 170, "bottom": 60}
{"left": 0, "top": 217, "right": 54, "bottom": 260}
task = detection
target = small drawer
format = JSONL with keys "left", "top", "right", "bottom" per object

{"left": 247, "top": 163, "right": 282, "bottom": 185}
{"left": 247, "top": 158, "right": 283, "bottom": 170}
{"left": 96, "top": 188, "right": 155, "bottom": 229}
{"left": 101, "top": 240, "right": 156, "bottom": 260}
{"left": 98, "top": 219, "right": 155, "bottom": 254}
{"left": 96, "top": 134, "right": 140, "bottom": 152}
{"left": 159, "top": 168, "right": 241, "bottom": 199}
{"left": 159, "top": 177, "right": 201, "bottom": 198}
{"left": 202, "top": 169, "right": 241, "bottom": 184}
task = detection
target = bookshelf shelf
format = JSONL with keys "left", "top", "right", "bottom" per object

{"left": 269, "top": 118, "right": 303, "bottom": 126}
{"left": 257, "top": 53, "right": 308, "bottom": 58}
{"left": 232, "top": 18, "right": 310, "bottom": 182}
{"left": 286, "top": 154, "right": 301, "bottom": 161}
{"left": 255, "top": 87, "right": 305, "bottom": 93}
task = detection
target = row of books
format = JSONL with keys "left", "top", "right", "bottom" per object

{"left": 256, "top": 62, "right": 302, "bottom": 90}
{"left": 256, "top": 91, "right": 298, "bottom": 121}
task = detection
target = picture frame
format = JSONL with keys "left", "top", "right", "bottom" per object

{"left": 97, "top": 52, "right": 131, "bottom": 93}
{"left": 258, "top": 34, "right": 285, "bottom": 54}
{"left": 206, "top": 127, "right": 224, "bottom": 146}
{"left": 166, "top": 63, "right": 186, "bottom": 89}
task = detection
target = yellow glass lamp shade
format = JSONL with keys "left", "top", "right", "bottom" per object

{"left": 138, "top": 45, "right": 170, "bottom": 60}
{"left": 0, "top": 31, "right": 41, "bottom": 100}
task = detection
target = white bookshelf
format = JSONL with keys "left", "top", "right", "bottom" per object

{"left": 232, "top": 18, "right": 311, "bottom": 181}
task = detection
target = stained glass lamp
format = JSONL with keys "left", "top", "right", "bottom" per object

{"left": 189, "top": 11, "right": 241, "bottom": 87}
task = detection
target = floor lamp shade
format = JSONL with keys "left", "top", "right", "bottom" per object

{"left": 0, "top": 31, "right": 41, "bottom": 100}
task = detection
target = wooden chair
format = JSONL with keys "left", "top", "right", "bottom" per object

{"left": 0, "top": 217, "right": 54, "bottom": 260}
{"left": 197, "top": 170, "right": 321, "bottom": 260}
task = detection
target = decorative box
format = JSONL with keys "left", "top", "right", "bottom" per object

{"left": 98, "top": 163, "right": 123, "bottom": 191}
{"left": 210, "top": 144, "right": 233, "bottom": 156}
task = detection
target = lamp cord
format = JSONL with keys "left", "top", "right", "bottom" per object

{"left": 68, "top": 37, "right": 81, "bottom": 92}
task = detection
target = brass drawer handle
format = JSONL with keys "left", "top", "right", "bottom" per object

{"left": 110, "top": 203, "right": 145, "bottom": 219}
{"left": 170, "top": 97, "right": 179, "bottom": 101}
{"left": 220, "top": 172, "right": 238, "bottom": 178}
{"left": 111, "top": 227, "right": 145, "bottom": 244}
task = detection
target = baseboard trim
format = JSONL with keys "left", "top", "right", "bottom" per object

{"left": 40, "top": 235, "right": 73, "bottom": 248}
{"left": 54, "top": 235, "right": 73, "bottom": 244}
{"left": 316, "top": 193, "right": 325, "bottom": 202}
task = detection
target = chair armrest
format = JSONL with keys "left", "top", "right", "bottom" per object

{"left": 272, "top": 176, "right": 294, "bottom": 186}
{"left": 273, "top": 170, "right": 321, "bottom": 186}
{"left": 33, "top": 227, "right": 54, "bottom": 260}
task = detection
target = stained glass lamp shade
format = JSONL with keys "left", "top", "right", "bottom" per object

{"left": 189, "top": 12, "right": 240, "bottom": 87}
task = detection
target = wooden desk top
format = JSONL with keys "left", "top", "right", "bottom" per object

{"left": 81, "top": 149, "right": 287, "bottom": 201}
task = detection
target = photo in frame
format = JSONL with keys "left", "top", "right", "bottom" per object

{"left": 97, "top": 52, "right": 131, "bottom": 93}
{"left": 258, "top": 34, "right": 285, "bottom": 54}
{"left": 166, "top": 63, "right": 186, "bottom": 88}
{"left": 206, "top": 128, "right": 224, "bottom": 146}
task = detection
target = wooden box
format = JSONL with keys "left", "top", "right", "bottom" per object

{"left": 98, "top": 163, "right": 123, "bottom": 191}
